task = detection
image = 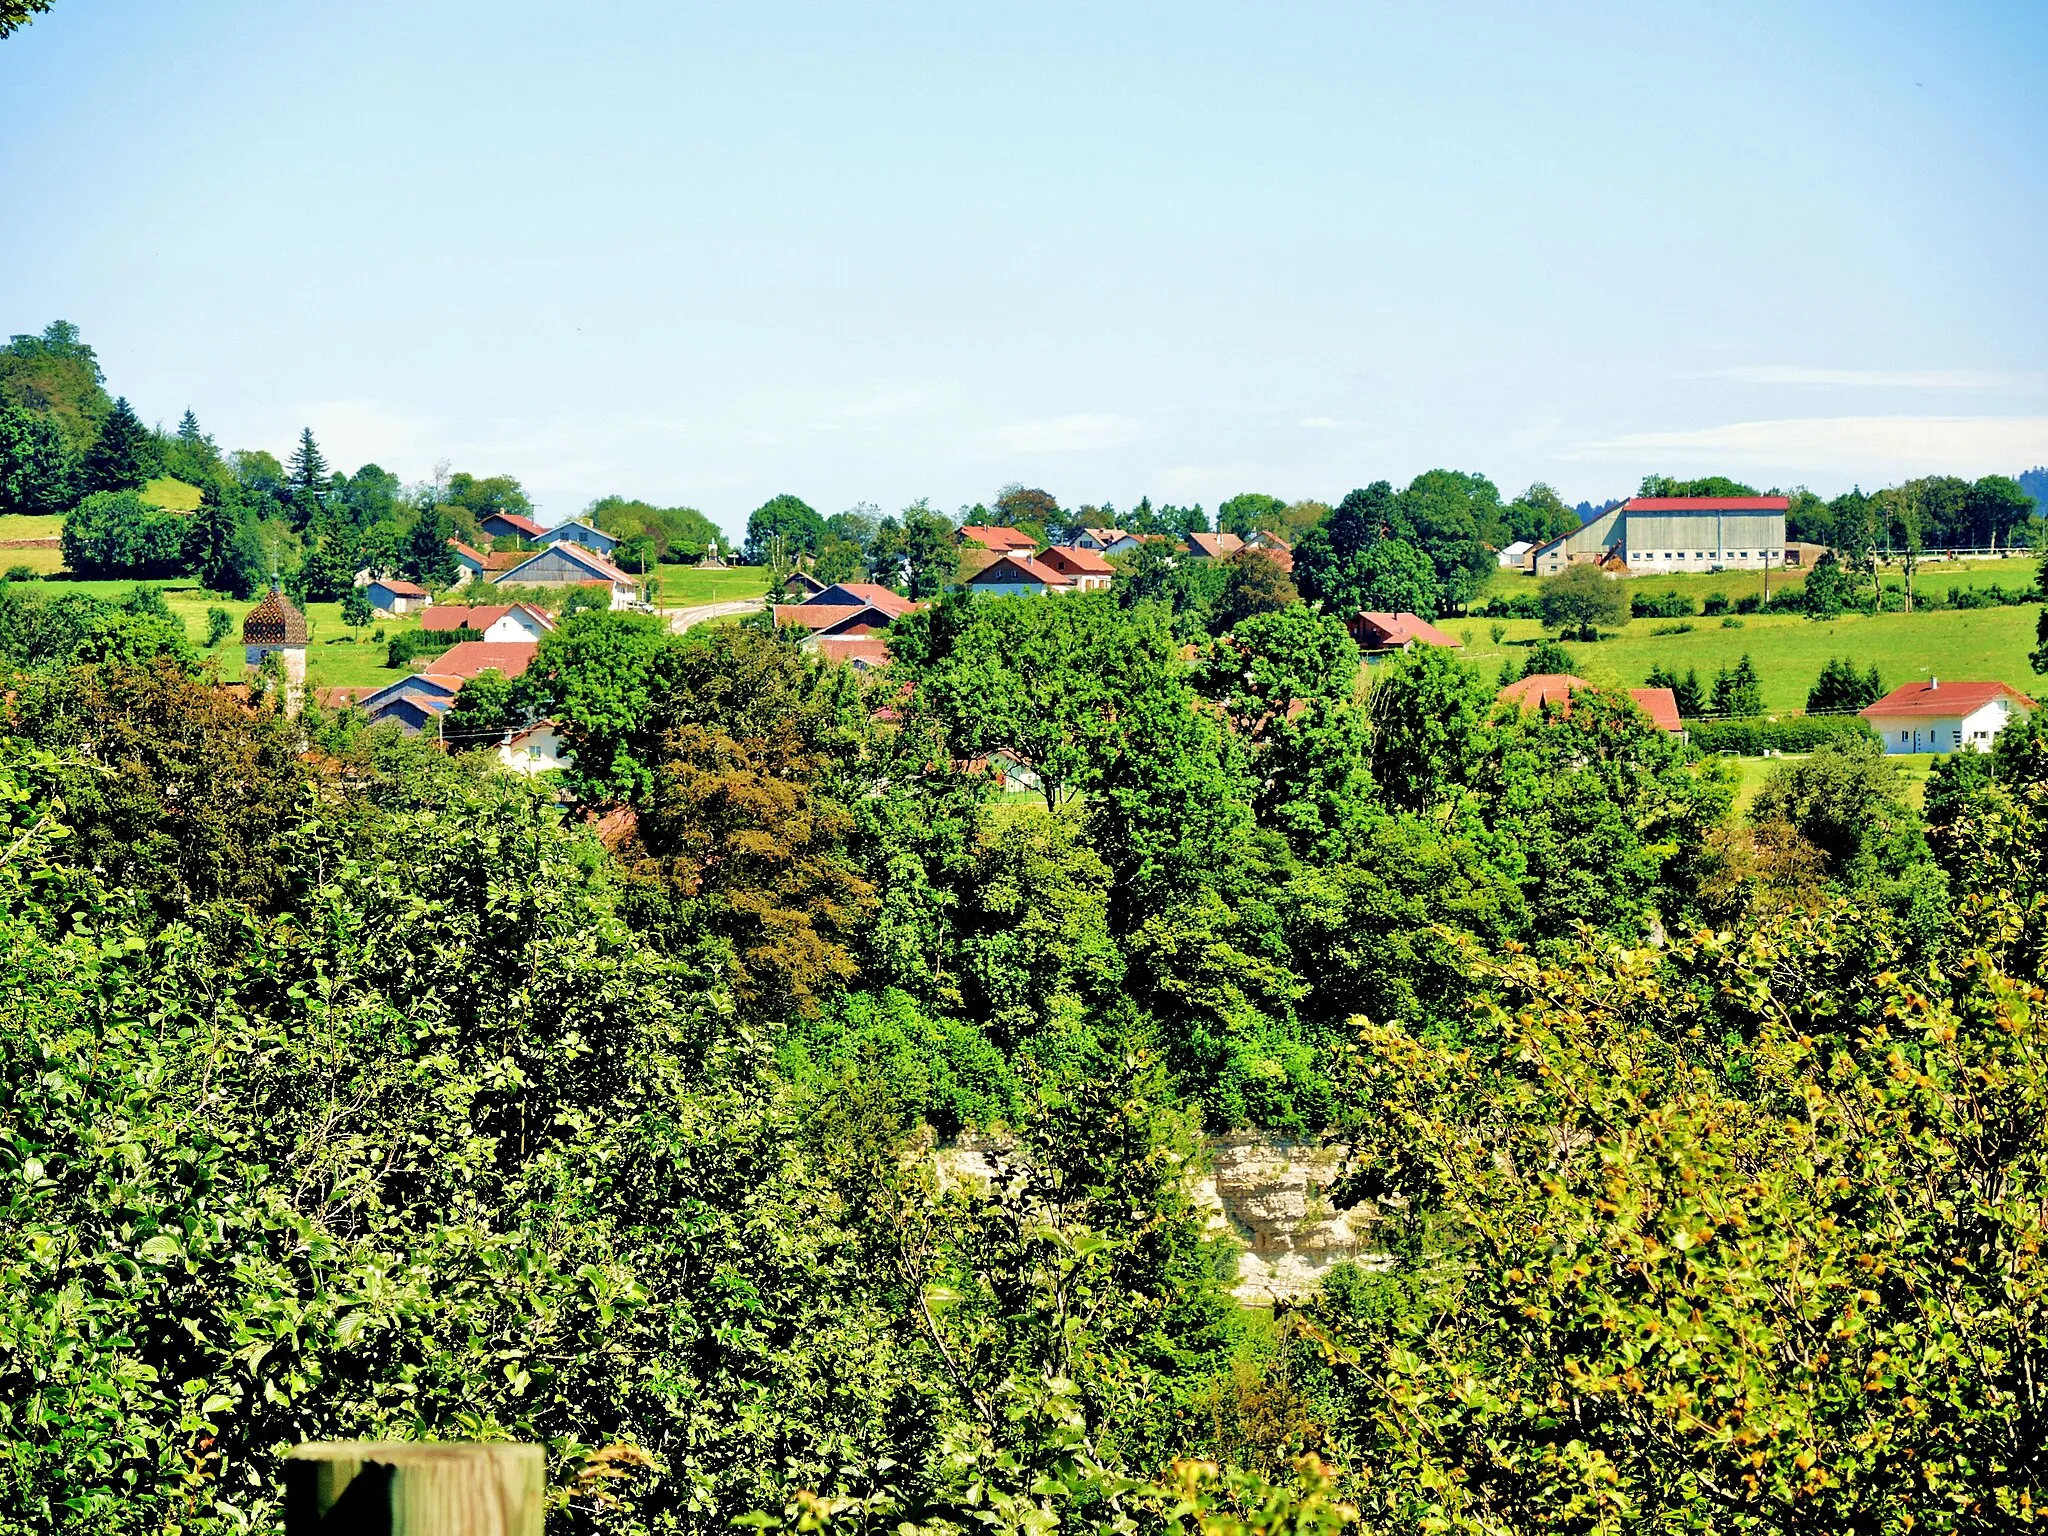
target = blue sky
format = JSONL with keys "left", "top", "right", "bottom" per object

{"left": 2, "top": 1, "right": 2044, "bottom": 535}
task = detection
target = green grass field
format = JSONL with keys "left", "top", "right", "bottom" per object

{"left": 140, "top": 476, "right": 203, "bottom": 512}
{"left": 1464, "top": 553, "right": 2046, "bottom": 714}
{"left": 652, "top": 565, "right": 771, "bottom": 605}
{"left": 0, "top": 513, "right": 66, "bottom": 575}
{"left": 1478, "top": 552, "right": 2043, "bottom": 609}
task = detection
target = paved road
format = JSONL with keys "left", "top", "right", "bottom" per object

{"left": 664, "top": 598, "right": 767, "bottom": 633}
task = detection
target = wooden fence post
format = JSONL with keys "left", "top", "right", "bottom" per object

{"left": 284, "top": 1442, "right": 544, "bottom": 1535}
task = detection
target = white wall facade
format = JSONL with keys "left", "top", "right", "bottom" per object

{"left": 1867, "top": 697, "right": 2021, "bottom": 755}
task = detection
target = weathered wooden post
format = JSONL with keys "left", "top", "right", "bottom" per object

{"left": 284, "top": 1442, "right": 544, "bottom": 1535}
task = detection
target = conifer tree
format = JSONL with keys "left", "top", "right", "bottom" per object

{"left": 183, "top": 486, "right": 264, "bottom": 598}
{"left": 81, "top": 396, "right": 153, "bottom": 494}
{"left": 287, "top": 427, "right": 329, "bottom": 498}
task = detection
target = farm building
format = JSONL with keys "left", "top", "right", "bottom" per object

{"left": 497, "top": 543, "right": 639, "bottom": 607}
{"left": 1529, "top": 496, "right": 1790, "bottom": 577}
{"left": 366, "top": 577, "right": 430, "bottom": 614}
{"left": 536, "top": 520, "right": 621, "bottom": 557}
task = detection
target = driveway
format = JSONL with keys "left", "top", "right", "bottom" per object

{"left": 664, "top": 598, "right": 767, "bottom": 633}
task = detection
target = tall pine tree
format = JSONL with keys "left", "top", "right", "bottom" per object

{"left": 287, "top": 427, "right": 329, "bottom": 497}
{"left": 81, "top": 396, "right": 153, "bottom": 494}
{"left": 0, "top": 404, "right": 74, "bottom": 515}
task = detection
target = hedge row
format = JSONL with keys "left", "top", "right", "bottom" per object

{"left": 1688, "top": 714, "right": 1877, "bottom": 755}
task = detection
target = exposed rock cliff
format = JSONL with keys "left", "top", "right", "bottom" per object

{"left": 935, "top": 1132, "right": 1381, "bottom": 1306}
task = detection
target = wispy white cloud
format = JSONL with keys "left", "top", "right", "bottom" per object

{"left": 1564, "top": 415, "right": 2048, "bottom": 474}
{"left": 982, "top": 413, "right": 1142, "bottom": 454}
{"left": 1687, "top": 365, "right": 2023, "bottom": 389}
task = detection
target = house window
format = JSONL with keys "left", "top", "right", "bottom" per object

{"left": 1953, "top": 731, "right": 1963, "bottom": 748}
{"left": 1901, "top": 731, "right": 1909, "bottom": 744}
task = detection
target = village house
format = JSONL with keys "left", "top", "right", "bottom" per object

{"left": 772, "top": 582, "right": 922, "bottom": 637}
{"left": 366, "top": 576, "right": 430, "bottom": 614}
{"left": 1497, "top": 539, "right": 1534, "bottom": 569}
{"left": 967, "top": 553, "right": 1077, "bottom": 596}
{"left": 1346, "top": 611, "right": 1462, "bottom": 660}
{"left": 1529, "top": 495, "right": 1791, "bottom": 577}
{"left": 497, "top": 542, "right": 640, "bottom": 607}
{"left": 780, "top": 570, "right": 829, "bottom": 600}
{"left": 479, "top": 510, "right": 548, "bottom": 543}
{"left": 1859, "top": 678, "right": 2037, "bottom": 755}
{"left": 1184, "top": 531, "right": 1246, "bottom": 561}
{"left": 496, "top": 720, "right": 573, "bottom": 776}
{"left": 815, "top": 636, "right": 892, "bottom": 673}
{"left": 958, "top": 525, "right": 1040, "bottom": 555}
{"left": 448, "top": 540, "right": 533, "bottom": 587}
{"left": 419, "top": 603, "right": 557, "bottom": 644}
{"left": 1034, "top": 545, "right": 1115, "bottom": 591}
{"left": 354, "top": 640, "right": 540, "bottom": 734}
{"left": 1245, "top": 531, "right": 1294, "bottom": 573}
{"left": 1072, "top": 527, "right": 1130, "bottom": 552}
{"left": 1496, "top": 673, "right": 1687, "bottom": 738}
{"left": 535, "top": 519, "right": 621, "bottom": 558}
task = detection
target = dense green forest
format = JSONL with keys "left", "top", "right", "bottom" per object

{"left": 7, "top": 557, "right": 2048, "bottom": 1532}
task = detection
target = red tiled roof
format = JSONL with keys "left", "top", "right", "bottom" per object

{"left": 482, "top": 511, "right": 548, "bottom": 538}
{"left": 1350, "top": 611, "right": 1461, "bottom": 649}
{"left": 775, "top": 603, "right": 865, "bottom": 630}
{"left": 421, "top": 604, "right": 511, "bottom": 632}
{"left": 370, "top": 577, "right": 428, "bottom": 597}
{"left": 430, "top": 641, "right": 540, "bottom": 680}
{"left": 804, "top": 583, "right": 919, "bottom": 617}
{"left": 1185, "top": 532, "right": 1246, "bottom": 559}
{"left": 1082, "top": 527, "right": 1127, "bottom": 545}
{"left": 1038, "top": 545, "right": 1115, "bottom": 576}
{"left": 1497, "top": 673, "right": 1590, "bottom": 712}
{"left": 969, "top": 554, "right": 1074, "bottom": 587}
{"left": 1860, "top": 680, "right": 2038, "bottom": 719}
{"left": 816, "top": 637, "right": 892, "bottom": 669}
{"left": 449, "top": 539, "right": 529, "bottom": 571}
{"left": 959, "top": 525, "right": 1039, "bottom": 552}
{"left": 1628, "top": 686, "right": 1683, "bottom": 734}
{"left": 1621, "top": 496, "right": 1791, "bottom": 512}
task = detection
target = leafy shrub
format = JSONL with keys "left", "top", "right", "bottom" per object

{"left": 385, "top": 627, "right": 477, "bottom": 667}
{"left": 1721, "top": 616, "right": 1744, "bottom": 628}
{"left": 1630, "top": 590, "right": 1695, "bottom": 619}
{"left": 1701, "top": 592, "right": 1730, "bottom": 616}
{"left": 1651, "top": 622, "right": 1694, "bottom": 636}
{"left": 1689, "top": 713, "right": 1878, "bottom": 755}
{"left": 205, "top": 605, "right": 233, "bottom": 647}
{"left": 4, "top": 564, "right": 35, "bottom": 582}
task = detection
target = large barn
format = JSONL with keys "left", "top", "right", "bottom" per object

{"left": 1530, "top": 495, "right": 1790, "bottom": 576}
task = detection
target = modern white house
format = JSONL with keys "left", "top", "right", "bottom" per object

{"left": 1859, "top": 679, "right": 2037, "bottom": 755}
{"left": 1497, "top": 540, "right": 1534, "bottom": 569}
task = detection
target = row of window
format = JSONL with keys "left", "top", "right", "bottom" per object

{"left": 1632, "top": 550, "right": 1775, "bottom": 561}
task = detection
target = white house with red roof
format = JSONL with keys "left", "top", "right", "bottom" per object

{"left": 1530, "top": 495, "right": 1790, "bottom": 577}
{"left": 1035, "top": 545, "right": 1115, "bottom": 590}
{"left": 1859, "top": 678, "right": 2037, "bottom": 755}
{"left": 419, "top": 603, "right": 556, "bottom": 643}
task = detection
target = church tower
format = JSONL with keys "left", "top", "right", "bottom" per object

{"left": 242, "top": 585, "right": 309, "bottom": 715}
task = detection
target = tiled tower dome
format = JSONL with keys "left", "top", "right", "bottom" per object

{"left": 242, "top": 586, "right": 309, "bottom": 646}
